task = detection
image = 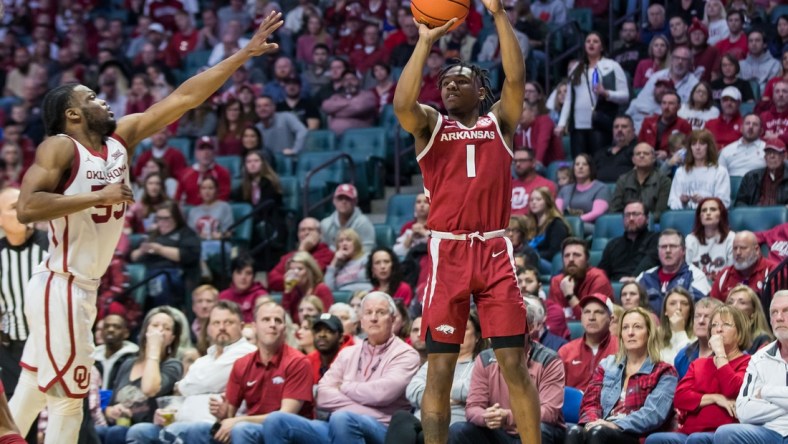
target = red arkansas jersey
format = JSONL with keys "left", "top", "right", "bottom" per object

{"left": 36, "top": 134, "right": 130, "bottom": 282}
{"left": 417, "top": 112, "right": 513, "bottom": 232}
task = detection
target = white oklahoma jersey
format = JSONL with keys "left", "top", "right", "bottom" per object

{"left": 35, "top": 134, "right": 130, "bottom": 281}
{"left": 21, "top": 133, "right": 129, "bottom": 397}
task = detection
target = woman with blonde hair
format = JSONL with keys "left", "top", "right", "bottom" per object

{"left": 657, "top": 287, "right": 696, "bottom": 363}
{"left": 324, "top": 228, "right": 373, "bottom": 292}
{"left": 633, "top": 35, "right": 671, "bottom": 89}
{"left": 282, "top": 251, "right": 334, "bottom": 322}
{"left": 645, "top": 304, "right": 750, "bottom": 444}
{"left": 298, "top": 295, "right": 325, "bottom": 321}
{"left": 567, "top": 307, "right": 677, "bottom": 444}
{"left": 527, "top": 186, "right": 571, "bottom": 273}
{"left": 668, "top": 130, "right": 731, "bottom": 210}
{"left": 726, "top": 284, "right": 774, "bottom": 354}
{"left": 702, "top": 0, "right": 729, "bottom": 46}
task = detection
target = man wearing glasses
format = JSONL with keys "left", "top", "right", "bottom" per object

{"left": 598, "top": 200, "right": 660, "bottom": 283}
{"left": 510, "top": 148, "right": 556, "bottom": 216}
{"left": 636, "top": 229, "right": 710, "bottom": 314}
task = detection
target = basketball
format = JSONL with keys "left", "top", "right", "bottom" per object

{"left": 411, "top": 0, "right": 470, "bottom": 31}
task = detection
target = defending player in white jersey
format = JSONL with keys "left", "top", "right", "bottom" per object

{"left": 8, "top": 12, "right": 284, "bottom": 443}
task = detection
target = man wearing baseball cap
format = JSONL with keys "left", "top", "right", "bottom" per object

{"left": 719, "top": 113, "right": 765, "bottom": 177}
{"left": 706, "top": 87, "right": 745, "bottom": 149}
{"left": 320, "top": 184, "right": 376, "bottom": 253}
{"left": 305, "top": 314, "right": 350, "bottom": 384}
{"left": 736, "top": 138, "right": 788, "bottom": 206}
{"left": 176, "top": 136, "right": 232, "bottom": 205}
{"left": 557, "top": 294, "right": 618, "bottom": 391}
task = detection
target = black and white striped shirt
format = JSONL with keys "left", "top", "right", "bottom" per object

{"left": 0, "top": 230, "right": 48, "bottom": 341}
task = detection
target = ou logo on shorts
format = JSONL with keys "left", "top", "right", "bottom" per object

{"left": 74, "top": 365, "right": 90, "bottom": 390}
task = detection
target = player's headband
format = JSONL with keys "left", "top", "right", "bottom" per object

{"left": 442, "top": 65, "right": 475, "bottom": 80}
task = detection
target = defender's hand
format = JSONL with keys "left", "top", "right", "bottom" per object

{"left": 481, "top": 0, "right": 504, "bottom": 14}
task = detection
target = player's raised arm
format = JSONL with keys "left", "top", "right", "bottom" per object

{"left": 393, "top": 18, "right": 456, "bottom": 144}
{"left": 16, "top": 137, "right": 133, "bottom": 223}
{"left": 116, "top": 11, "right": 284, "bottom": 149}
{"left": 485, "top": 0, "right": 525, "bottom": 135}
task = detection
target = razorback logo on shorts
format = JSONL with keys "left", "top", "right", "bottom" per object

{"left": 436, "top": 324, "right": 455, "bottom": 335}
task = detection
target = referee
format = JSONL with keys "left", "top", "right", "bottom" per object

{"left": 0, "top": 187, "right": 47, "bottom": 398}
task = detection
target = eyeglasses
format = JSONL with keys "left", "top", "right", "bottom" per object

{"left": 710, "top": 322, "right": 735, "bottom": 329}
{"left": 624, "top": 212, "right": 644, "bottom": 218}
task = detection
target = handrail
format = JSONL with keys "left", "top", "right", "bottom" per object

{"left": 302, "top": 153, "right": 355, "bottom": 217}
{"left": 393, "top": 127, "right": 415, "bottom": 194}
{"left": 115, "top": 268, "right": 173, "bottom": 303}
{"left": 544, "top": 20, "right": 584, "bottom": 92}
{"left": 762, "top": 255, "right": 788, "bottom": 324}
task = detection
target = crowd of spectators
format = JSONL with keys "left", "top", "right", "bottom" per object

{"left": 2, "top": 0, "right": 788, "bottom": 442}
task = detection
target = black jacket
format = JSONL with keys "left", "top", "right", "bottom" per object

{"left": 735, "top": 166, "right": 788, "bottom": 207}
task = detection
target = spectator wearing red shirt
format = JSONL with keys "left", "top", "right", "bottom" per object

{"left": 514, "top": 103, "right": 563, "bottom": 168}
{"left": 145, "top": 0, "right": 186, "bottom": 31}
{"left": 639, "top": 91, "right": 693, "bottom": 155}
{"left": 164, "top": 10, "right": 200, "bottom": 68}
{"left": 646, "top": 305, "right": 750, "bottom": 442}
{"left": 268, "top": 218, "right": 335, "bottom": 292}
{"left": 348, "top": 23, "right": 387, "bottom": 76}
{"left": 756, "top": 223, "right": 788, "bottom": 264}
{"left": 305, "top": 314, "right": 354, "bottom": 383}
{"left": 557, "top": 294, "right": 619, "bottom": 392}
{"left": 132, "top": 127, "right": 188, "bottom": 180}
{"left": 417, "top": 48, "right": 444, "bottom": 110}
{"left": 760, "top": 79, "right": 788, "bottom": 144}
{"left": 176, "top": 136, "right": 232, "bottom": 205}
{"left": 705, "top": 86, "right": 744, "bottom": 149}
{"left": 170, "top": 301, "right": 314, "bottom": 443}
{"left": 688, "top": 19, "right": 721, "bottom": 83}
{"left": 714, "top": 10, "right": 748, "bottom": 61}
{"left": 125, "top": 73, "right": 156, "bottom": 116}
{"left": 219, "top": 256, "right": 269, "bottom": 324}
{"left": 710, "top": 231, "right": 777, "bottom": 301}
{"left": 510, "top": 148, "right": 557, "bottom": 216}
{"left": 548, "top": 238, "right": 614, "bottom": 322}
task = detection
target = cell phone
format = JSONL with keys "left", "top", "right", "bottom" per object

{"left": 209, "top": 421, "right": 221, "bottom": 436}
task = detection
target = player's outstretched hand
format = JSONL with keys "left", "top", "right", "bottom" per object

{"left": 414, "top": 17, "right": 457, "bottom": 44}
{"left": 98, "top": 183, "right": 134, "bottom": 205}
{"left": 480, "top": 0, "right": 504, "bottom": 14}
{"left": 244, "top": 11, "right": 284, "bottom": 57}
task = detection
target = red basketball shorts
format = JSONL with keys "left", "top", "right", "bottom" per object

{"left": 420, "top": 230, "right": 527, "bottom": 344}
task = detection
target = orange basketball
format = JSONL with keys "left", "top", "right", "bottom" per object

{"left": 411, "top": 0, "right": 470, "bottom": 31}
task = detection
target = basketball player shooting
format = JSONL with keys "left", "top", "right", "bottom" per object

{"left": 8, "top": 12, "right": 283, "bottom": 443}
{"left": 393, "top": 1, "right": 541, "bottom": 443}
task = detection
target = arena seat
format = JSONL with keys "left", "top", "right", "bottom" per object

{"left": 551, "top": 253, "right": 563, "bottom": 276}
{"left": 772, "top": 5, "right": 788, "bottom": 23}
{"left": 589, "top": 250, "right": 602, "bottom": 267}
{"left": 659, "top": 210, "right": 696, "bottom": 236}
{"left": 568, "top": 8, "right": 593, "bottom": 32}
{"left": 591, "top": 214, "right": 624, "bottom": 251}
{"left": 568, "top": 321, "right": 584, "bottom": 340}
{"left": 564, "top": 216, "right": 584, "bottom": 238}
{"left": 229, "top": 203, "right": 254, "bottom": 247}
{"left": 386, "top": 194, "right": 419, "bottom": 232}
{"left": 730, "top": 206, "right": 788, "bottom": 232}
{"left": 295, "top": 151, "right": 353, "bottom": 214}
{"left": 125, "top": 263, "right": 147, "bottom": 306}
{"left": 611, "top": 281, "right": 624, "bottom": 302}
{"left": 279, "top": 176, "right": 300, "bottom": 214}
{"left": 546, "top": 160, "right": 570, "bottom": 182}
{"left": 339, "top": 127, "right": 387, "bottom": 200}
{"left": 303, "top": 129, "right": 337, "bottom": 152}
{"left": 374, "top": 223, "right": 395, "bottom": 249}
{"left": 216, "top": 155, "right": 242, "bottom": 178}
{"left": 167, "top": 137, "right": 193, "bottom": 164}
{"left": 269, "top": 292, "right": 283, "bottom": 304}
{"left": 332, "top": 290, "right": 352, "bottom": 304}
{"left": 730, "top": 176, "right": 743, "bottom": 203}
{"left": 274, "top": 153, "right": 295, "bottom": 176}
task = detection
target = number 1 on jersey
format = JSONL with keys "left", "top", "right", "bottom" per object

{"left": 466, "top": 144, "right": 476, "bottom": 178}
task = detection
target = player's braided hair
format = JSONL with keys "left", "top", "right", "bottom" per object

{"left": 42, "top": 83, "right": 79, "bottom": 136}
{"left": 438, "top": 59, "right": 495, "bottom": 115}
